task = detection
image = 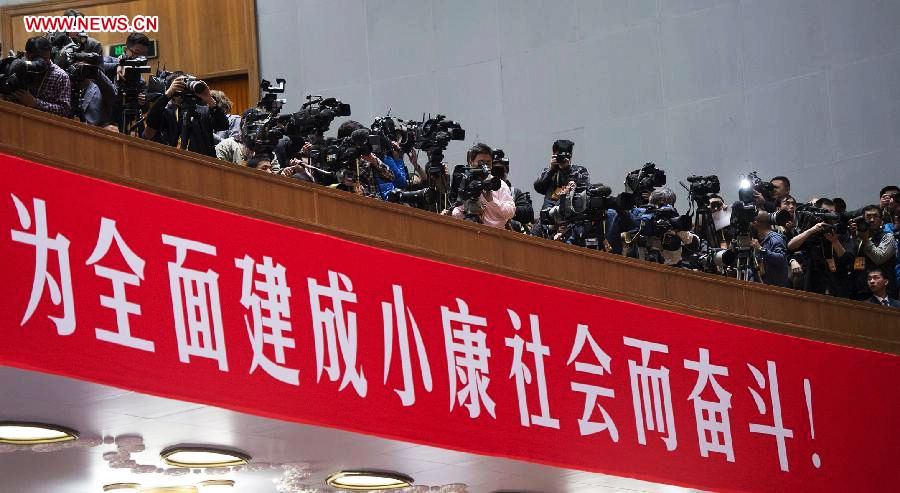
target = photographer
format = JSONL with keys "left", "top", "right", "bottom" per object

{"left": 59, "top": 9, "right": 103, "bottom": 55}
{"left": 770, "top": 176, "right": 791, "bottom": 202}
{"left": 626, "top": 187, "right": 699, "bottom": 266}
{"left": 847, "top": 205, "right": 897, "bottom": 300}
{"left": 450, "top": 143, "right": 515, "bottom": 228}
{"left": 75, "top": 60, "right": 116, "bottom": 126}
{"left": 750, "top": 211, "right": 789, "bottom": 287}
{"left": 143, "top": 72, "right": 228, "bottom": 157}
{"left": 533, "top": 139, "right": 590, "bottom": 209}
{"left": 210, "top": 90, "right": 241, "bottom": 144}
{"left": 496, "top": 152, "right": 534, "bottom": 231}
{"left": 787, "top": 199, "right": 852, "bottom": 297}
{"left": 879, "top": 185, "right": 899, "bottom": 225}
{"left": 7, "top": 36, "right": 70, "bottom": 117}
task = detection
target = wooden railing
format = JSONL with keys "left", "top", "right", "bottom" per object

{"left": 2, "top": 100, "right": 898, "bottom": 355}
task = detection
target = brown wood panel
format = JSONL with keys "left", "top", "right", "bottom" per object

{"left": 208, "top": 74, "right": 251, "bottom": 116}
{"left": 0, "top": 0, "right": 258, "bottom": 99}
{"left": 1, "top": 100, "right": 898, "bottom": 356}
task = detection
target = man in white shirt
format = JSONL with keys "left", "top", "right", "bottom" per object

{"left": 451, "top": 143, "right": 515, "bottom": 228}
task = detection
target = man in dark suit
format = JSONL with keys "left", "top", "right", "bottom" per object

{"left": 867, "top": 268, "right": 900, "bottom": 308}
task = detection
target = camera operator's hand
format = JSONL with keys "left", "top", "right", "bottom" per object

{"left": 812, "top": 222, "right": 830, "bottom": 235}
{"left": 360, "top": 153, "right": 378, "bottom": 164}
{"left": 750, "top": 238, "right": 762, "bottom": 251}
{"left": 195, "top": 81, "right": 213, "bottom": 106}
{"left": 300, "top": 142, "right": 312, "bottom": 157}
{"left": 790, "top": 258, "right": 803, "bottom": 275}
{"left": 753, "top": 190, "right": 765, "bottom": 206}
{"left": 408, "top": 149, "right": 420, "bottom": 167}
{"left": 165, "top": 76, "right": 186, "bottom": 98}
{"left": 12, "top": 89, "right": 36, "bottom": 108}
{"left": 549, "top": 156, "right": 559, "bottom": 171}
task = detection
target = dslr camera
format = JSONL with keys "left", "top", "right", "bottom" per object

{"left": 553, "top": 139, "right": 573, "bottom": 164}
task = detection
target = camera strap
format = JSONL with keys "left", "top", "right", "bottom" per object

{"left": 822, "top": 243, "right": 837, "bottom": 273}
{"left": 854, "top": 239, "right": 866, "bottom": 271}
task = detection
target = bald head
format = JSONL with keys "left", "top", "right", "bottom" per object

{"left": 754, "top": 210, "right": 773, "bottom": 229}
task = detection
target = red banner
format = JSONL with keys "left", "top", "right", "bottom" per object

{"left": 1, "top": 153, "right": 898, "bottom": 492}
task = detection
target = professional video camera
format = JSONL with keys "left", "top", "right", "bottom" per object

{"left": 686, "top": 175, "right": 720, "bottom": 203}
{"left": 411, "top": 114, "right": 465, "bottom": 172}
{"left": 540, "top": 184, "right": 613, "bottom": 225}
{"left": 746, "top": 171, "right": 775, "bottom": 202}
{"left": 625, "top": 162, "right": 666, "bottom": 196}
{"left": 448, "top": 163, "right": 503, "bottom": 223}
{"left": 116, "top": 56, "right": 151, "bottom": 133}
{"left": 242, "top": 79, "right": 291, "bottom": 161}
{"left": 626, "top": 204, "right": 689, "bottom": 263}
{"left": 0, "top": 53, "right": 48, "bottom": 95}
{"left": 284, "top": 95, "right": 351, "bottom": 139}
{"left": 258, "top": 78, "right": 286, "bottom": 115}
{"left": 492, "top": 148, "right": 509, "bottom": 169}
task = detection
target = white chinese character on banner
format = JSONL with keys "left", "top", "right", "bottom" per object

{"left": 442, "top": 298, "right": 495, "bottom": 419}
{"left": 748, "top": 360, "right": 794, "bottom": 471}
{"left": 684, "top": 348, "right": 733, "bottom": 461}
{"left": 235, "top": 254, "right": 298, "bottom": 386}
{"left": 308, "top": 271, "right": 367, "bottom": 397}
{"left": 505, "top": 309, "right": 559, "bottom": 429}
{"left": 567, "top": 324, "right": 618, "bottom": 441}
{"left": 625, "top": 336, "right": 677, "bottom": 451}
{"left": 162, "top": 234, "right": 228, "bottom": 371}
{"left": 85, "top": 218, "right": 153, "bottom": 352}
{"left": 9, "top": 194, "right": 75, "bottom": 335}
{"left": 382, "top": 284, "right": 432, "bottom": 406}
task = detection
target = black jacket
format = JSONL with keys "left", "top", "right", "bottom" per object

{"left": 533, "top": 164, "right": 590, "bottom": 208}
{"left": 145, "top": 94, "right": 228, "bottom": 157}
{"left": 867, "top": 296, "right": 900, "bottom": 308}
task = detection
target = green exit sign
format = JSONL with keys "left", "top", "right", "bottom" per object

{"left": 107, "top": 39, "right": 158, "bottom": 59}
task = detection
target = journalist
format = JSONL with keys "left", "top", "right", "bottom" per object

{"left": 143, "top": 73, "right": 228, "bottom": 157}
{"left": 451, "top": 143, "right": 515, "bottom": 228}
{"left": 847, "top": 205, "right": 897, "bottom": 300}
{"left": 626, "top": 187, "right": 699, "bottom": 266}
{"left": 787, "top": 200, "right": 852, "bottom": 297}
{"left": 751, "top": 211, "right": 789, "bottom": 287}
{"left": 533, "top": 139, "right": 590, "bottom": 209}
{"left": 76, "top": 61, "right": 116, "bottom": 126}
{"left": 8, "top": 36, "right": 71, "bottom": 117}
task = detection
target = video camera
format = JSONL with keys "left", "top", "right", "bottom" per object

{"left": 745, "top": 171, "right": 775, "bottom": 202}
{"left": 540, "top": 184, "right": 614, "bottom": 225}
{"left": 258, "top": 78, "right": 286, "bottom": 115}
{"left": 409, "top": 114, "right": 465, "bottom": 174}
{"left": 778, "top": 203, "right": 861, "bottom": 236}
{"left": 686, "top": 175, "right": 720, "bottom": 203}
{"left": 387, "top": 187, "right": 437, "bottom": 209}
{"left": 625, "top": 162, "right": 666, "bottom": 195}
{"left": 284, "top": 94, "right": 351, "bottom": 138}
{"left": 453, "top": 163, "right": 503, "bottom": 201}
{"left": 0, "top": 54, "right": 48, "bottom": 94}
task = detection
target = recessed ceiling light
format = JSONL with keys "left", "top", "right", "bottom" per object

{"left": 0, "top": 421, "right": 79, "bottom": 444}
{"left": 325, "top": 470, "right": 414, "bottom": 491}
{"left": 197, "top": 480, "right": 235, "bottom": 491}
{"left": 102, "top": 484, "right": 140, "bottom": 492}
{"left": 160, "top": 446, "right": 250, "bottom": 468}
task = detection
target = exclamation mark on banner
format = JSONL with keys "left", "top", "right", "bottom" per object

{"left": 804, "top": 378, "right": 821, "bottom": 469}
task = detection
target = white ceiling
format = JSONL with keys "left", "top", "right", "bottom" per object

{"left": 0, "top": 365, "right": 701, "bottom": 493}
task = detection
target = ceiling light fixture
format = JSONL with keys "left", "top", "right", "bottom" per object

{"left": 325, "top": 470, "right": 414, "bottom": 491}
{"left": 197, "top": 480, "right": 235, "bottom": 491}
{"left": 160, "top": 446, "right": 250, "bottom": 468}
{"left": 102, "top": 484, "right": 140, "bottom": 492}
{"left": 0, "top": 421, "right": 79, "bottom": 444}
{"left": 141, "top": 488, "right": 198, "bottom": 493}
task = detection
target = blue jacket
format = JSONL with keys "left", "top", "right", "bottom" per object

{"left": 758, "top": 230, "right": 790, "bottom": 287}
{"left": 376, "top": 154, "right": 409, "bottom": 199}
